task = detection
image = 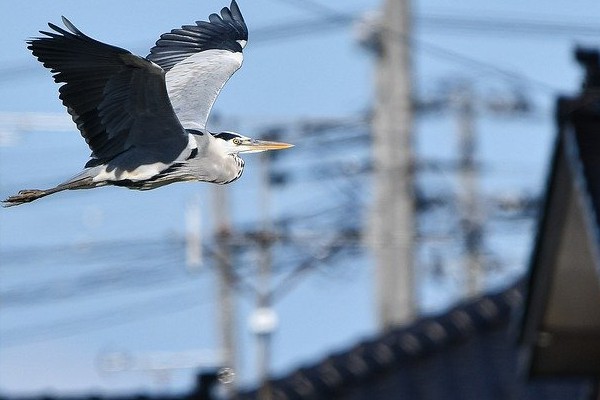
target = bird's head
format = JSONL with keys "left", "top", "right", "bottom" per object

{"left": 213, "top": 131, "right": 293, "bottom": 155}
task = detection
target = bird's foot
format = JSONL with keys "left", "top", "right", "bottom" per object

{"left": 2, "top": 189, "right": 46, "bottom": 207}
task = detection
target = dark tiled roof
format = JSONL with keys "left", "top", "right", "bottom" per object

{"left": 238, "top": 280, "right": 594, "bottom": 400}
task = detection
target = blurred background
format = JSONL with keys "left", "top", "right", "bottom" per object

{"left": 1, "top": 0, "right": 599, "bottom": 396}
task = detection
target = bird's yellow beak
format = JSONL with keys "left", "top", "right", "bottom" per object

{"left": 243, "top": 139, "right": 294, "bottom": 153}
{"left": 252, "top": 139, "right": 294, "bottom": 151}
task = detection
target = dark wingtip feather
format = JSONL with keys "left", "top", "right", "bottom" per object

{"left": 61, "top": 16, "right": 83, "bottom": 35}
{"left": 208, "top": 13, "right": 223, "bottom": 25}
{"left": 221, "top": 6, "right": 233, "bottom": 21}
{"left": 230, "top": 0, "right": 245, "bottom": 23}
{"left": 46, "top": 22, "right": 70, "bottom": 36}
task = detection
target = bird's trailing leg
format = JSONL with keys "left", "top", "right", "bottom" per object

{"left": 3, "top": 189, "right": 62, "bottom": 207}
{"left": 2, "top": 177, "right": 98, "bottom": 207}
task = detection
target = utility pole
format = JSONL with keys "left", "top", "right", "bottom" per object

{"left": 455, "top": 85, "right": 483, "bottom": 298}
{"left": 212, "top": 186, "right": 237, "bottom": 398}
{"left": 251, "top": 152, "right": 277, "bottom": 400}
{"left": 185, "top": 195, "right": 203, "bottom": 270}
{"left": 369, "top": 0, "right": 416, "bottom": 330}
{"left": 421, "top": 81, "right": 533, "bottom": 298}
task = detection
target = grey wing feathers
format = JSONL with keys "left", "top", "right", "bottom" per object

{"left": 145, "top": 1, "right": 247, "bottom": 131}
{"left": 147, "top": 0, "right": 247, "bottom": 71}
{"left": 28, "top": 17, "right": 190, "bottom": 166}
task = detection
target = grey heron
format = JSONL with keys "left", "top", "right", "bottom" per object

{"left": 3, "top": 1, "right": 292, "bottom": 207}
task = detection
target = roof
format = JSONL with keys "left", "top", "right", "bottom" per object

{"left": 239, "top": 279, "right": 595, "bottom": 400}
{"left": 520, "top": 47, "right": 600, "bottom": 377}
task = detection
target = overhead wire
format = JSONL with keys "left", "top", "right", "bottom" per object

{"left": 0, "top": 195, "right": 361, "bottom": 309}
{"left": 0, "top": 287, "right": 215, "bottom": 348}
{"left": 269, "top": 0, "right": 586, "bottom": 94}
{"left": 419, "top": 14, "right": 600, "bottom": 37}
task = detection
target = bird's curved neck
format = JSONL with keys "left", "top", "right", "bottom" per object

{"left": 227, "top": 154, "right": 245, "bottom": 184}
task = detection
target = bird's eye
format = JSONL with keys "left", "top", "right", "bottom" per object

{"left": 233, "top": 138, "right": 242, "bottom": 145}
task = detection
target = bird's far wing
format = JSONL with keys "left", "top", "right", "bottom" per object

{"left": 29, "top": 17, "right": 191, "bottom": 166}
{"left": 147, "top": 0, "right": 248, "bottom": 131}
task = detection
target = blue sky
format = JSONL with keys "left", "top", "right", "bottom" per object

{"left": 1, "top": 0, "right": 600, "bottom": 395}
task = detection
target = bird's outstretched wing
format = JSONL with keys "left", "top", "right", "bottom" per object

{"left": 147, "top": 0, "right": 248, "bottom": 131}
{"left": 29, "top": 17, "right": 191, "bottom": 167}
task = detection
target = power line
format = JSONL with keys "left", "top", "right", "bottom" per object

{"left": 414, "top": 38, "right": 561, "bottom": 94}
{"left": 271, "top": 0, "right": 342, "bottom": 18}
{"left": 274, "top": 0, "right": 600, "bottom": 38}
{"left": 0, "top": 197, "right": 364, "bottom": 308}
{"left": 0, "top": 288, "right": 214, "bottom": 348}
{"left": 419, "top": 14, "right": 600, "bottom": 37}
{"left": 271, "top": 0, "right": 567, "bottom": 94}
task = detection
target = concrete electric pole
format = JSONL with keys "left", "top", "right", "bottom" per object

{"left": 369, "top": 0, "right": 416, "bottom": 330}
{"left": 454, "top": 85, "right": 484, "bottom": 298}
{"left": 212, "top": 186, "right": 237, "bottom": 398}
{"left": 253, "top": 152, "right": 277, "bottom": 400}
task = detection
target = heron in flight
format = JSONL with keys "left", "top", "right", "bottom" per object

{"left": 3, "top": 1, "right": 292, "bottom": 207}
